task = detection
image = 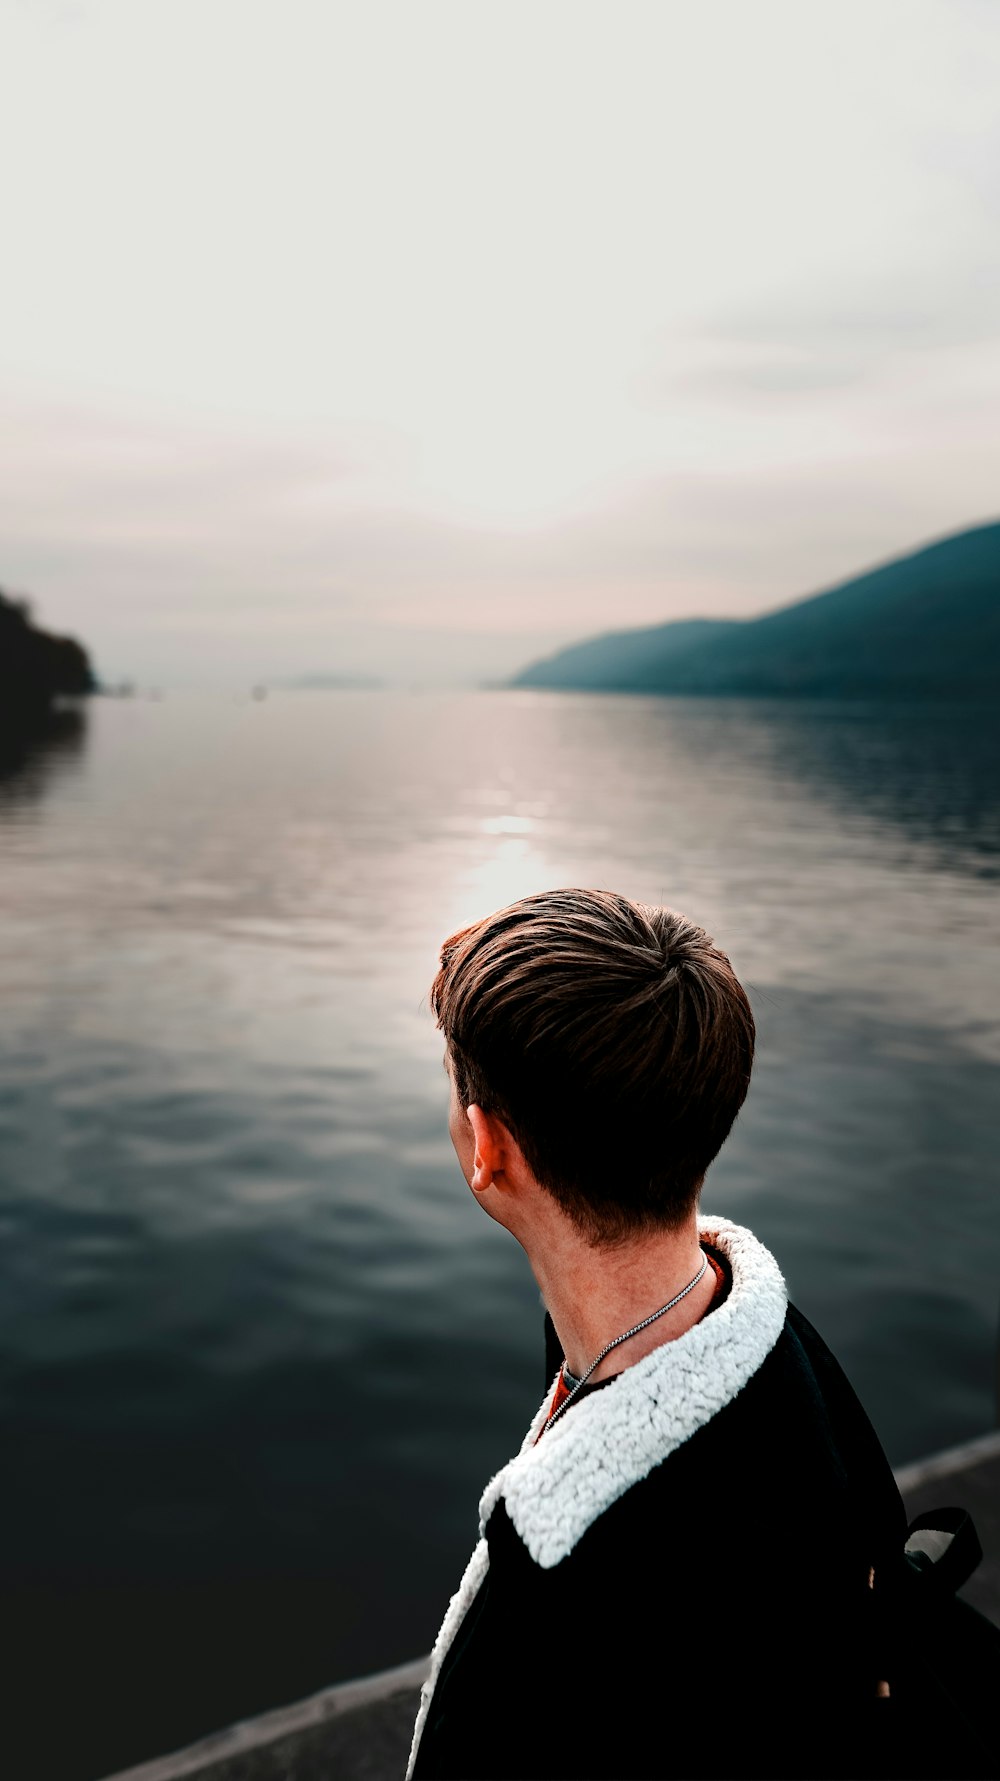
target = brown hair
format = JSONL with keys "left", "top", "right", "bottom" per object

{"left": 430, "top": 888, "right": 755, "bottom": 1243}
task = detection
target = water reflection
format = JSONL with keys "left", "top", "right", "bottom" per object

{"left": 666, "top": 697, "right": 1000, "bottom": 877}
{"left": 0, "top": 704, "right": 89, "bottom": 814}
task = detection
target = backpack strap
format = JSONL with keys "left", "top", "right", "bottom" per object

{"left": 872, "top": 1505, "right": 999, "bottom": 1777}
{"left": 903, "top": 1506, "right": 983, "bottom": 1596}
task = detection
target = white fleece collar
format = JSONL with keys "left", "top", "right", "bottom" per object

{"left": 477, "top": 1215, "right": 787, "bottom": 1569}
{"left": 407, "top": 1216, "right": 787, "bottom": 1779}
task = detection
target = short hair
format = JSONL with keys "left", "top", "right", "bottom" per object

{"left": 430, "top": 888, "right": 755, "bottom": 1244}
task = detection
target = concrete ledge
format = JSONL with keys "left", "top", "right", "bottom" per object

{"left": 99, "top": 1657, "right": 430, "bottom": 1781}
{"left": 893, "top": 1427, "right": 1000, "bottom": 1494}
{"left": 99, "top": 1432, "right": 1000, "bottom": 1781}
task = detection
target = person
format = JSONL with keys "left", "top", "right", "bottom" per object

{"left": 406, "top": 887, "right": 910, "bottom": 1781}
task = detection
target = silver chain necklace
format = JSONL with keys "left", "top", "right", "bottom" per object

{"left": 543, "top": 1252, "right": 709, "bottom": 1433}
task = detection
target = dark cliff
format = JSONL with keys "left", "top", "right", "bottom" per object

{"left": 0, "top": 590, "right": 96, "bottom": 726}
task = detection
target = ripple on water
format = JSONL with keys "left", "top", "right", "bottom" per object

{"left": 1, "top": 689, "right": 999, "bottom": 1780}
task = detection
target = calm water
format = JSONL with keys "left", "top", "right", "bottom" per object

{"left": 3, "top": 689, "right": 999, "bottom": 1779}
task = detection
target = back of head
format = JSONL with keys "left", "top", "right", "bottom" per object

{"left": 430, "top": 887, "right": 755, "bottom": 1244}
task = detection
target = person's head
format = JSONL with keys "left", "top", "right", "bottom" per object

{"left": 430, "top": 888, "right": 754, "bottom": 1246}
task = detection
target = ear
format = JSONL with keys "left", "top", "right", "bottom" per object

{"left": 467, "top": 1103, "right": 506, "bottom": 1194}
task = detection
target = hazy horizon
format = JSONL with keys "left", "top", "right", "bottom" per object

{"left": 3, "top": 0, "right": 1000, "bottom": 687}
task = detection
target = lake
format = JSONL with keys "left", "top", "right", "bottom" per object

{"left": 2, "top": 688, "right": 999, "bottom": 1779}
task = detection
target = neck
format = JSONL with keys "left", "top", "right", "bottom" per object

{"left": 527, "top": 1207, "right": 715, "bottom": 1382}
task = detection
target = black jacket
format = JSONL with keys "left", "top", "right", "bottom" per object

{"left": 408, "top": 1217, "right": 922, "bottom": 1781}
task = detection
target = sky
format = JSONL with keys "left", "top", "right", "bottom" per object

{"left": 1, "top": 0, "right": 999, "bottom": 687}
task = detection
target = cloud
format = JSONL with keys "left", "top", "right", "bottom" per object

{"left": 1, "top": 0, "right": 999, "bottom": 682}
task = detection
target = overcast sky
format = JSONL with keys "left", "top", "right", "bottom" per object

{"left": 2, "top": 0, "right": 999, "bottom": 686}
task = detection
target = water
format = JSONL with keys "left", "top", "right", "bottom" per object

{"left": 2, "top": 689, "right": 999, "bottom": 1780}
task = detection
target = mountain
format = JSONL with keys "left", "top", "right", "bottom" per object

{"left": 276, "top": 672, "right": 383, "bottom": 690}
{"left": 512, "top": 617, "right": 739, "bottom": 690}
{"left": 511, "top": 521, "right": 1000, "bottom": 700}
{"left": 0, "top": 589, "right": 96, "bottom": 725}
